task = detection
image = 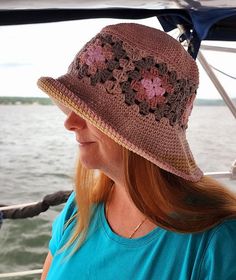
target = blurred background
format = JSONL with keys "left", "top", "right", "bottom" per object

{"left": 0, "top": 18, "right": 236, "bottom": 279}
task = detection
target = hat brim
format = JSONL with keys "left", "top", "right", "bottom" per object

{"left": 37, "top": 74, "right": 203, "bottom": 182}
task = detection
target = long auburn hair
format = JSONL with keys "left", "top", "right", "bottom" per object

{"left": 66, "top": 148, "right": 236, "bottom": 252}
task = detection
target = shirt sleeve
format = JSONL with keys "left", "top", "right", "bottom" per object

{"left": 198, "top": 220, "right": 236, "bottom": 280}
{"left": 49, "top": 191, "right": 76, "bottom": 256}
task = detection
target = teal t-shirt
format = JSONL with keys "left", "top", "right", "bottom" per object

{"left": 46, "top": 192, "right": 236, "bottom": 280}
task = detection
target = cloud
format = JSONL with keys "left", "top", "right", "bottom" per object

{"left": 0, "top": 62, "right": 32, "bottom": 68}
{"left": 0, "top": 18, "right": 235, "bottom": 99}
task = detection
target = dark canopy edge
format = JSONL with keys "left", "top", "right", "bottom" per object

{"left": 0, "top": 8, "right": 236, "bottom": 59}
{"left": 1, "top": 8, "right": 236, "bottom": 40}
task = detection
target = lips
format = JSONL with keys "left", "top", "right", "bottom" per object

{"left": 76, "top": 138, "right": 95, "bottom": 146}
{"left": 78, "top": 141, "right": 94, "bottom": 145}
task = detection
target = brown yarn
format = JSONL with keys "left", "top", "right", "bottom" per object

{"left": 37, "top": 23, "right": 203, "bottom": 182}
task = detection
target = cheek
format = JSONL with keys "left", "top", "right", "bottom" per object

{"left": 78, "top": 143, "right": 101, "bottom": 169}
{"left": 88, "top": 125, "right": 123, "bottom": 166}
{"left": 101, "top": 139, "right": 123, "bottom": 163}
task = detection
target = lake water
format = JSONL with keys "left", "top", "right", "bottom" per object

{"left": 0, "top": 105, "right": 236, "bottom": 279}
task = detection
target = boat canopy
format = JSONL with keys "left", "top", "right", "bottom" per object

{"left": 1, "top": 0, "right": 236, "bottom": 58}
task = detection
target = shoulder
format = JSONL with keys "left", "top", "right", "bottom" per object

{"left": 198, "top": 219, "right": 236, "bottom": 279}
{"left": 54, "top": 191, "right": 77, "bottom": 226}
{"left": 61, "top": 191, "right": 77, "bottom": 220}
{"left": 49, "top": 191, "right": 77, "bottom": 255}
{"left": 206, "top": 219, "right": 236, "bottom": 252}
{"left": 54, "top": 191, "right": 77, "bottom": 229}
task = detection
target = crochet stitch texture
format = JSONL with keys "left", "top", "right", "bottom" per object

{"left": 37, "top": 23, "right": 203, "bottom": 182}
{"left": 74, "top": 32, "right": 198, "bottom": 129}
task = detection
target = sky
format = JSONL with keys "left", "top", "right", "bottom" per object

{"left": 0, "top": 17, "right": 235, "bottom": 99}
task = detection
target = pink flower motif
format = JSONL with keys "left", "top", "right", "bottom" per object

{"left": 141, "top": 77, "right": 166, "bottom": 100}
{"left": 86, "top": 45, "right": 105, "bottom": 66}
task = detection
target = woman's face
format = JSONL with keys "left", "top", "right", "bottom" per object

{"left": 64, "top": 109, "right": 123, "bottom": 175}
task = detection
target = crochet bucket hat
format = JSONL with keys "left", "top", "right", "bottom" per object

{"left": 37, "top": 23, "right": 203, "bottom": 182}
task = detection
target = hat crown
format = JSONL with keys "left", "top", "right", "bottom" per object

{"left": 102, "top": 23, "right": 199, "bottom": 84}
{"left": 38, "top": 23, "right": 203, "bottom": 181}
{"left": 68, "top": 23, "right": 198, "bottom": 129}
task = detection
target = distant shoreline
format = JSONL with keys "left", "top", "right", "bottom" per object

{"left": 0, "top": 96, "right": 235, "bottom": 106}
{"left": 0, "top": 97, "right": 53, "bottom": 105}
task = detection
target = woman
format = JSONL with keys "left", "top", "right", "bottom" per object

{"left": 38, "top": 23, "right": 236, "bottom": 279}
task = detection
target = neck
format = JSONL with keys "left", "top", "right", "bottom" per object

{"left": 101, "top": 170, "right": 137, "bottom": 212}
{"left": 109, "top": 183, "right": 140, "bottom": 215}
{"left": 105, "top": 183, "right": 157, "bottom": 238}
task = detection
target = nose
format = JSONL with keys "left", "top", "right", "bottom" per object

{"left": 64, "top": 111, "right": 86, "bottom": 131}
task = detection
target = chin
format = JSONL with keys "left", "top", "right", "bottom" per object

{"left": 80, "top": 158, "right": 100, "bottom": 170}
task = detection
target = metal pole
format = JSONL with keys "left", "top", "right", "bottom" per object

{"left": 197, "top": 51, "right": 236, "bottom": 119}
{"left": 200, "top": 45, "right": 236, "bottom": 53}
{"left": 204, "top": 171, "right": 232, "bottom": 179}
